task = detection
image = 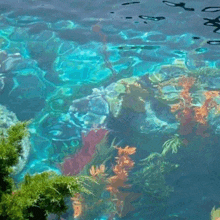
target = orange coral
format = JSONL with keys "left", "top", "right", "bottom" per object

{"left": 171, "top": 76, "right": 195, "bottom": 117}
{"left": 170, "top": 75, "right": 220, "bottom": 136}
{"left": 178, "top": 76, "right": 195, "bottom": 88}
{"left": 204, "top": 91, "right": 219, "bottom": 99}
{"left": 89, "top": 164, "right": 106, "bottom": 177}
{"left": 106, "top": 146, "right": 136, "bottom": 218}
{"left": 86, "top": 146, "right": 136, "bottom": 219}
{"left": 115, "top": 155, "right": 135, "bottom": 168}
{"left": 71, "top": 193, "right": 84, "bottom": 218}
{"left": 171, "top": 102, "right": 182, "bottom": 113}
{"left": 116, "top": 146, "right": 136, "bottom": 156}
{"left": 106, "top": 185, "right": 119, "bottom": 194}
{"left": 194, "top": 106, "right": 209, "bottom": 125}
{"left": 194, "top": 91, "right": 219, "bottom": 125}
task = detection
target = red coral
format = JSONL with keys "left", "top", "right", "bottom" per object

{"left": 59, "top": 128, "right": 109, "bottom": 176}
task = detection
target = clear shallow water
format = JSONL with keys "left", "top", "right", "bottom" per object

{"left": 0, "top": 0, "right": 220, "bottom": 219}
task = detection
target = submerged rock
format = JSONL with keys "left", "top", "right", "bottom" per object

{"left": 67, "top": 76, "right": 179, "bottom": 136}
{"left": 69, "top": 87, "right": 109, "bottom": 131}
{"left": 1, "top": 53, "right": 22, "bottom": 72}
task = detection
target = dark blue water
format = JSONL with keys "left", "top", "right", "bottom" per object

{"left": 0, "top": 0, "right": 220, "bottom": 219}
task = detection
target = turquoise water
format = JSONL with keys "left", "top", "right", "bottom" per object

{"left": 0, "top": 0, "right": 220, "bottom": 219}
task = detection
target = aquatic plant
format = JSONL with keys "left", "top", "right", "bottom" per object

{"left": 79, "top": 135, "right": 115, "bottom": 176}
{"left": 90, "top": 164, "right": 106, "bottom": 178}
{"left": 0, "top": 105, "right": 31, "bottom": 175}
{"left": 71, "top": 164, "right": 109, "bottom": 220}
{"left": 70, "top": 136, "right": 116, "bottom": 219}
{"left": 132, "top": 152, "right": 179, "bottom": 199}
{"left": 161, "top": 134, "right": 183, "bottom": 156}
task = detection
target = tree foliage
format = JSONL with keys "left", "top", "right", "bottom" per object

{"left": 0, "top": 121, "right": 93, "bottom": 220}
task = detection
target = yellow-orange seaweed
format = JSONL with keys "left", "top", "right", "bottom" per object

{"left": 89, "top": 164, "right": 106, "bottom": 177}
{"left": 116, "top": 146, "right": 136, "bottom": 155}
{"left": 71, "top": 193, "right": 84, "bottom": 218}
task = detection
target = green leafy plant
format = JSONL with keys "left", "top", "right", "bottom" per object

{"left": 0, "top": 121, "right": 93, "bottom": 220}
{"left": 161, "top": 134, "right": 183, "bottom": 156}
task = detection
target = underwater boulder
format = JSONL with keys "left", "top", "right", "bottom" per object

{"left": 69, "top": 87, "right": 109, "bottom": 131}
{"left": 131, "top": 101, "right": 178, "bottom": 135}
{"left": 1, "top": 52, "right": 22, "bottom": 72}
{"left": 40, "top": 113, "right": 82, "bottom": 142}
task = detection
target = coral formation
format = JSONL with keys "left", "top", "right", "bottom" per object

{"left": 189, "top": 66, "right": 220, "bottom": 77}
{"left": 170, "top": 76, "right": 220, "bottom": 136}
{"left": 194, "top": 91, "right": 219, "bottom": 125}
{"left": 71, "top": 193, "right": 85, "bottom": 219}
{"left": 170, "top": 76, "right": 195, "bottom": 124}
{"left": 59, "top": 127, "right": 109, "bottom": 176}
{"left": 106, "top": 146, "right": 136, "bottom": 218}
{"left": 72, "top": 145, "right": 137, "bottom": 220}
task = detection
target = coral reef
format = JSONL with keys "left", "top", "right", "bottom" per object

{"left": 189, "top": 66, "right": 220, "bottom": 77}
